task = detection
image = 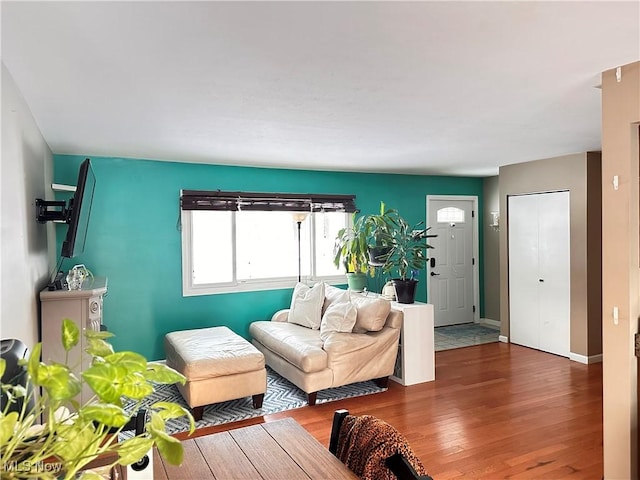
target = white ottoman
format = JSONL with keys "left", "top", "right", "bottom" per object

{"left": 164, "top": 326, "right": 267, "bottom": 421}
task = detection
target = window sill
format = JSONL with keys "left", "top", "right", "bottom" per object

{"left": 182, "top": 276, "right": 347, "bottom": 297}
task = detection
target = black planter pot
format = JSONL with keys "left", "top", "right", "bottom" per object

{"left": 391, "top": 279, "right": 418, "bottom": 304}
{"left": 368, "top": 246, "right": 392, "bottom": 266}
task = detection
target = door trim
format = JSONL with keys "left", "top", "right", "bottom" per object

{"left": 426, "top": 195, "right": 480, "bottom": 323}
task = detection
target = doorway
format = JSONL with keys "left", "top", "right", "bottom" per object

{"left": 426, "top": 196, "right": 479, "bottom": 327}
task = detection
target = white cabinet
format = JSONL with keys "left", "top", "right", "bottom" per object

{"left": 508, "top": 191, "right": 570, "bottom": 357}
{"left": 40, "top": 277, "right": 107, "bottom": 405}
{"left": 390, "top": 302, "right": 435, "bottom": 386}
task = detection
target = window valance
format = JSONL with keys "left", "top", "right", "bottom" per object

{"left": 180, "top": 190, "right": 357, "bottom": 213}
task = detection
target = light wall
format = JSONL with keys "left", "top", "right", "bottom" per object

{"left": 482, "top": 176, "right": 500, "bottom": 322}
{"left": 601, "top": 61, "right": 639, "bottom": 479}
{"left": 499, "top": 152, "right": 602, "bottom": 360}
{"left": 0, "top": 64, "right": 54, "bottom": 347}
{"left": 53, "top": 155, "right": 484, "bottom": 360}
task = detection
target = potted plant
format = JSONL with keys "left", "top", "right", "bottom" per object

{"left": 378, "top": 210, "right": 436, "bottom": 304}
{"left": 363, "top": 202, "right": 397, "bottom": 266}
{"left": 333, "top": 214, "right": 371, "bottom": 292}
{"left": 0, "top": 318, "right": 194, "bottom": 479}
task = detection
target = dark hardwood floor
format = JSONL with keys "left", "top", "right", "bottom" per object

{"left": 177, "top": 342, "right": 603, "bottom": 479}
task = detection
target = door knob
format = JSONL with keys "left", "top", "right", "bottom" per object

{"left": 430, "top": 272, "right": 440, "bottom": 276}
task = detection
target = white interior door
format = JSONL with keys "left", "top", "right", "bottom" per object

{"left": 508, "top": 191, "right": 570, "bottom": 357}
{"left": 427, "top": 197, "right": 476, "bottom": 327}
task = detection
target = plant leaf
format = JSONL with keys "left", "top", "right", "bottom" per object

{"left": 53, "top": 422, "right": 99, "bottom": 463}
{"left": 80, "top": 404, "right": 130, "bottom": 428}
{"left": 0, "top": 411, "right": 19, "bottom": 444}
{"left": 153, "top": 429, "right": 184, "bottom": 465}
{"left": 85, "top": 337, "right": 115, "bottom": 358}
{"left": 82, "top": 363, "right": 126, "bottom": 404}
{"left": 144, "top": 363, "right": 185, "bottom": 385}
{"left": 120, "top": 373, "right": 154, "bottom": 400}
{"left": 0, "top": 358, "right": 5, "bottom": 378}
{"left": 27, "top": 342, "right": 42, "bottom": 384}
{"left": 38, "top": 364, "right": 82, "bottom": 401}
{"left": 116, "top": 436, "right": 154, "bottom": 466}
{"left": 152, "top": 401, "right": 195, "bottom": 434}
{"left": 62, "top": 318, "right": 80, "bottom": 352}
{"left": 85, "top": 329, "right": 114, "bottom": 340}
{"left": 104, "top": 351, "right": 147, "bottom": 372}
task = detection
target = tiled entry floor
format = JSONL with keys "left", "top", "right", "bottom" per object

{"left": 435, "top": 323, "right": 500, "bottom": 351}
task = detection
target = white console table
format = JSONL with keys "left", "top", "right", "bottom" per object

{"left": 390, "top": 301, "right": 435, "bottom": 386}
{"left": 40, "top": 277, "right": 107, "bottom": 404}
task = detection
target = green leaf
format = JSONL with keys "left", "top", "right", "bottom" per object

{"left": 53, "top": 422, "right": 99, "bottom": 463}
{"left": 85, "top": 329, "right": 114, "bottom": 340}
{"left": 144, "top": 363, "right": 186, "bottom": 385}
{"left": 116, "top": 436, "right": 154, "bottom": 466}
{"left": 152, "top": 401, "right": 195, "bottom": 434}
{"left": 0, "top": 358, "right": 5, "bottom": 378}
{"left": 85, "top": 337, "right": 115, "bottom": 358}
{"left": 82, "top": 363, "right": 126, "bottom": 404}
{"left": 104, "top": 351, "right": 147, "bottom": 372}
{"left": 153, "top": 429, "right": 184, "bottom": 465}
{"left": 62, "top": 318, "right": 80, "bottom": 352}
{"left": 80, "top": 404, "right": 130, "bottom": 428}
{"left": 120, "top": 373, "right": 154, "bottom": 400}
{"left": 0, "top": 411, "right": 19, "bottom": 444}
{"left": 27, "top": 342, "right": 42, "bottom": 384}
{"left": 148, "top": 410, "right": 166, "bottom": 432}
{"left": 38, "top": 364, "right": 82, "bottom": 401}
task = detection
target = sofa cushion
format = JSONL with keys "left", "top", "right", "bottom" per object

{"left": 287, "top": 282, "right": 324, "bottom": 330}
{"left": 349, "top": 294, "right": 391, "bottom": 333}
{"left": 249, "top": 321, "right": 327, "bottom": 373}
{"left": 320, "top": 297, "right": 357, "bottom": 341}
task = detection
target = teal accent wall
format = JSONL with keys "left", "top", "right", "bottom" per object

{"left": 54, "top": 155, "right": 484, "bottom": 360}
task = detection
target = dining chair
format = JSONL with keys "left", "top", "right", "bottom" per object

{"left": 329, "top": 409, "right": 433, "bottom": 480}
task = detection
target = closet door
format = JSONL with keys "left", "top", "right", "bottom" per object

{"left": 508, "top": 191, "right": 570, "bottom": 357}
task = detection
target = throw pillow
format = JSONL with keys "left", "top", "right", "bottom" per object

{"left": 320, "top": 299, "right": 358, "bottom": 341}
{"left": 349, "top": 294, "right": 391, "bottom": 333}
{"left": 322, "top": 284, "right": 350, "bottom": 314}
{"left": 287, "top": 282, "right": 325, "bottom": 330}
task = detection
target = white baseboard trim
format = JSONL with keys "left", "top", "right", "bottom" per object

{"left": 499, "top": 335, "right": 509, "bottom": 343}
{"left": 479, "top": 318, "right": 501, "bottom": 328}
{"left": 568, "top": 352, "right": 603, "bottom": 364}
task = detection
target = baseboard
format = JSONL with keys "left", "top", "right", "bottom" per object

{"left": 499, "top": 335, "right": 509, "bottom": 343}
{"left": 568, "top": 352, "right": 603, "bottom": 364}
{"left": 479, "top": 318, "right": 500, "bottom": 328}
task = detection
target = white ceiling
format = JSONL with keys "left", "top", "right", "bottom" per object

{"left": 2, "top": 1, "right": 639, "bottom": 176}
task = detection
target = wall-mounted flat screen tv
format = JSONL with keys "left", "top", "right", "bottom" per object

{"left": 61, "top": 158, "right": 96, "bottom": 258}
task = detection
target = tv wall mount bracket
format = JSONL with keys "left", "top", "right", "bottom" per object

{"left": 36, "top": 198, "right": 70, "bottom": 224}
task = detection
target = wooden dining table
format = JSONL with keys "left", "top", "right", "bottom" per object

{"left": 153, "top": 417, "right": 358, "bottom": 479}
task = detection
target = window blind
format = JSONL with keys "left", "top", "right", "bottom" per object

{"left": 180, "top": 190, "right": 357, "bottom": 213}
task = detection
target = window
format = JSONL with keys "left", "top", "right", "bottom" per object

{"left": 436, "top": 207, "right": 465, "bottom": 223}
{"left": 181, "top": 190, "right": 355, "bottom": 296}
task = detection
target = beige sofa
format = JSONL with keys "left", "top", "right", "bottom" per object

{"left": 249, "top": 285, "right": 402, "bottom": 405}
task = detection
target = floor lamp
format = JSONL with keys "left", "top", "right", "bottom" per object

{"left": 292, "top": 212, "right": 309, "bottom": 282}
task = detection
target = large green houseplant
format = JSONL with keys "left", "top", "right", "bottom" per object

{"left": 333, "top": 213, "right": 371, "bottom": 291}
{"left": 0, "top": 319, "right": 194, "bottom": 479}
{"left": 377, "top": 209, "right": 436, "bottom": 303}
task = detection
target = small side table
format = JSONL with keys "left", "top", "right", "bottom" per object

{"left": 390, "top": 301, "right": 435, "bottom": 385}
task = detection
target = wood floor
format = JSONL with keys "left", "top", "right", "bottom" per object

{"left": 178, "top": 342, "right": 603, "bottom": 479}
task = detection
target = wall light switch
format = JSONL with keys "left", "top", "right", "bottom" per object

{"left": 613, "top": 306, "right": 619, "bottom": 325}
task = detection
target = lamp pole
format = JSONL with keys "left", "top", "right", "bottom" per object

{"left": 292, "top": 212, "right": 309, "bottom": 283}
{"left": 297, "top": 220, "right": 302, "bottom": 282}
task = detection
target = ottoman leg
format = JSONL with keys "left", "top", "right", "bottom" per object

{"left": 192, "top": 406, "right": 204, "bottom": 422}
{"left": 252, "top": 393, "right": 264, "bottom": 409}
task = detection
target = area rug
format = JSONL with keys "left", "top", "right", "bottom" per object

{"left": 125, "top": 367, "right": 387, "bottom": 435}
{"left": 435, "top": 323, "right": 500, "bottom": 351}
